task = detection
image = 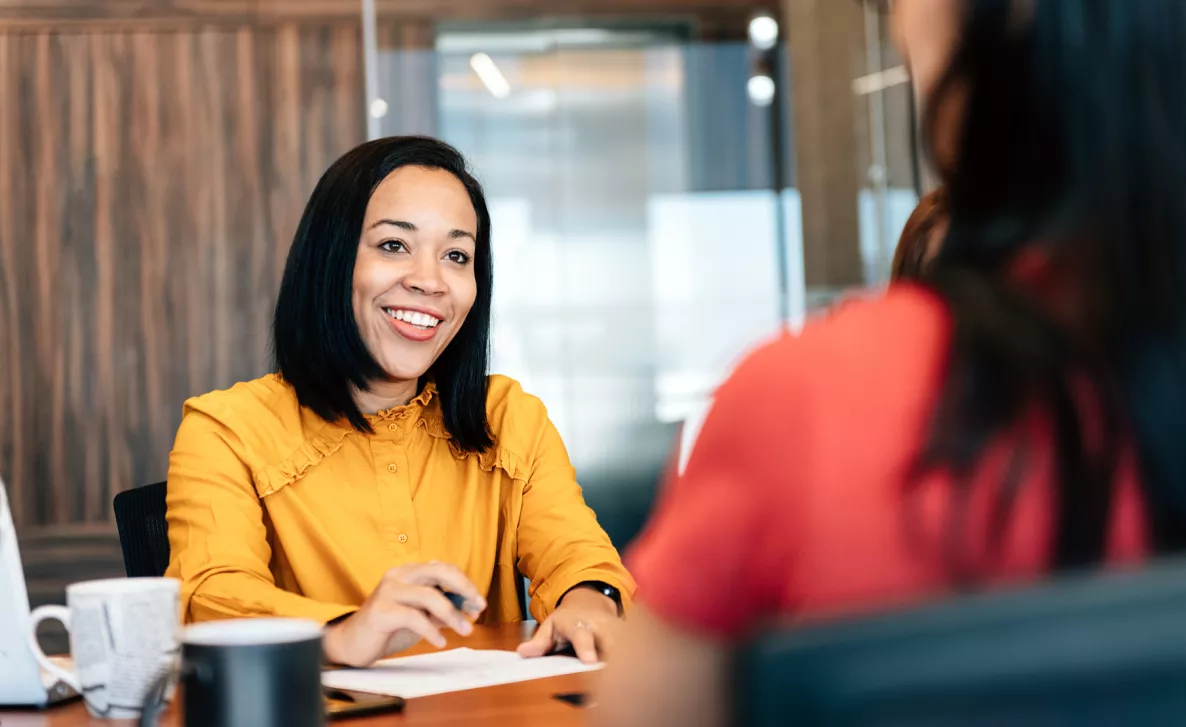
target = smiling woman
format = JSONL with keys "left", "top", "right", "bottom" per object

{"left": 165, "top": 137, "right": 634, "bottom": 668}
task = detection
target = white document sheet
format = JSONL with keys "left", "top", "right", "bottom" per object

{"left": 321, "top": 647, "right": 601, "bottom": 699}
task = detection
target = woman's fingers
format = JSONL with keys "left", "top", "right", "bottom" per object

{"left": 568, "top": 624, "right": 599, "bottom": 664}
{"left": 379, "top": 606, "right": 446, "bottom": 649}
{"left": 516, "top": 618, "right": 555, "bottom": 658}
{"left": 399, "top": 562, "right": 487, "bottom": 614}
{"left": 519, "top": 612, "right": 618, "bottom": 663}
{"left": 393, "top": 585, "right": 474, "bottom": 636}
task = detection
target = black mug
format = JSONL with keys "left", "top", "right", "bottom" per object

{"left": 140, "top": 618, "right": 325, "bottom": 727}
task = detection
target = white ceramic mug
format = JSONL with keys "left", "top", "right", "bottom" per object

{"left": 26, "top": 577, "right": 181, "bottom": 719}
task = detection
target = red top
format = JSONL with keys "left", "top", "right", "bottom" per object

{"left": 628, "top": 286, "right": 1147, "bottom": 638}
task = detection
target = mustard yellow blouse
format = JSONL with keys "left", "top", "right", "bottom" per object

{"left": 164, "top": 374, "right": 635, "bottom": 625}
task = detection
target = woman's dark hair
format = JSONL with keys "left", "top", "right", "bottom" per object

{"left": 891, "top": 188, "right": 947, "bottom": 281}
{"left": 912, "top": 1, "right": 1186, "bottom": 575}
{"left": 272, "top": 136, "right": 494, "bottom": 453}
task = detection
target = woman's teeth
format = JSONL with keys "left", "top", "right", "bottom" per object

{"left": 385, "top": 308, "right": 441, "bottom": 329}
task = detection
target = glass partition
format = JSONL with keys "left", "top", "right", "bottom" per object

{"left": 853, "top": 3, "right": 924, "bottom": 284}
{"left": 363, "top": 23, "right": 801, "bottom": 493}
{"left": 357, "top": 7, "right": 923, "bottom": 541}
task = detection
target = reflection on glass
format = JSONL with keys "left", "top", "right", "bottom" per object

{"left": 371, "top": 28, "right": 800, "bottom": 531}
{"left": 855, "top": 4, "right": 922, "bottom": 285}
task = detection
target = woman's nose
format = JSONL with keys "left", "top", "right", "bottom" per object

{"left": 403, "top": 253, "right": 446, "bottom": 295}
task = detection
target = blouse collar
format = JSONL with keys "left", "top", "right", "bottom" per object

{"left": 360, "top": 382, "right": 452, "bottom": 441}
{"left": 365, "top": 382, "right": 437, "bottom": 422}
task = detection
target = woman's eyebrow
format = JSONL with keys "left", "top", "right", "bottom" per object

{"left": 368, "top": 218, "right": 416, "bottom": 231}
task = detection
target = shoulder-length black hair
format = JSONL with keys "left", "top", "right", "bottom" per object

{"left": 272, "top": 136, "right": 494, "bottom": 453}
{"left": 913, "top": 0, "right": 1186, "bottom": 574}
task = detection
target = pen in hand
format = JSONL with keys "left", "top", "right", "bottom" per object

{"left": 436, "top": 586, "right": 468, "bottom": 612}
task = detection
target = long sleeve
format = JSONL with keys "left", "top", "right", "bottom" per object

{"left": 165, "top": 409, "right": 355, "bottom": 624}
{"left": 515, "top": 417, "right": 637, "bottom": 621}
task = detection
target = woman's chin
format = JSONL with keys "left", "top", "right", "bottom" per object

{"left": 372, "top": 355, "right": 434, "bottom": 382}
{"left": 376, "top": 367, "right": 430, "bottom": 385}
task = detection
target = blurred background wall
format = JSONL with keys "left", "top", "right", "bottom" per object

{"left": 0, "top": 0, "right": 923, "bottom": 645}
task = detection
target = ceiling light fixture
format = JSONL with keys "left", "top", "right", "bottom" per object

{"left": 470, "top": 53, "right": 512, "bottom": 99}
{"left": 748, "top": 15, "right": 780, "bottom": 51}
{"left": 747, "top": 74, "right": 776, "bottom": 106}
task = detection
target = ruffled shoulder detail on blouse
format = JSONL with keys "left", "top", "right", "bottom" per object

{"left": 249, "top": 422, "right": 354, "bottom": 497}
{"left": 181, "top": 374, "right": 362, "bottom": 498}
{"left": 423, "top": 375, "right": 543, "bottom": 483}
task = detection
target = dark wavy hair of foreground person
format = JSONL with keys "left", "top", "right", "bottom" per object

{"left": 891, "top": 188, "right": 947, "bottom": 282}
{"left": 911, "top": 0, "right": 1186, "bottom": 576}
{"left": 272, "top": 136, "right": 494, "bottom": 453}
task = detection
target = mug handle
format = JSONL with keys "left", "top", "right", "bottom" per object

{"left": 26, "top": 605, "right": 82, "bottom": 693}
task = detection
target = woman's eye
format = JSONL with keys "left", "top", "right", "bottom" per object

{"left": 379, "top": 240, "right": 407, "bottom": 253}
{"left": 446, "top": 250, "right": 471, "bottom": 264}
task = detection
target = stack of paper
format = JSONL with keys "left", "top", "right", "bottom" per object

{"left": 321, "top": 648, "right": 601, "bottom": 699}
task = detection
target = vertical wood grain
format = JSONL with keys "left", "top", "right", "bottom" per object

{"left": 0, "top": 22, "right": 367, "bottom": 527}
{"left": 233, "top": 27, "right": 272, "bottom": 374}
{"left": 33, "top": 33, "right": 65, "bottom": 523}
{"left": 270, "top": 23, "right": 304, "bottom": 290}
{"left": 0, "top": 32, "right": 23, "bottom": 523}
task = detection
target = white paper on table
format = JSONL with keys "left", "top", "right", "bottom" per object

{"left": 321, "top": 647, "right": 601, "bottom": 699}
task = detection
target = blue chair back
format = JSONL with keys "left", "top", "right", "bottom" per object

{"left": 736, "top": 559, "right": 1186, "bottom": 727}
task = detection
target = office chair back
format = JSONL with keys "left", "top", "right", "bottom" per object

{"left": 736, "top": 559, "right": 1186, "bottom": 727}
{"left": 112, "top": 482, "right": 170, "bottom": 578}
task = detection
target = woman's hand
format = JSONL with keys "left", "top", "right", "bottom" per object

{"left": 323, "top": 561, "right": 486, "bottom": 667}
{"left": 517, "top": 586, "right": 621, "bottom": 664}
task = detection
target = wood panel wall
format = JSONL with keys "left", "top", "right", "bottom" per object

{"left": 0, "top": 22, "right": 367, "bottom": 528}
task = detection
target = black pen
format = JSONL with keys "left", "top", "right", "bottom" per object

{"left": 436, "top": 586, "right": 467, "bottom": 612}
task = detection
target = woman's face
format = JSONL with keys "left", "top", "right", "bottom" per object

{"left": 352, "top": 165, "right": 479, "bottom": 384}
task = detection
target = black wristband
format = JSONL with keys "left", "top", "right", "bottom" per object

{"left": 559, "top": 580, "right": 623, "bottom": 617}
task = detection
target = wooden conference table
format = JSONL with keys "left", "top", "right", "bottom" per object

{"left": 2, "top": 623, "right": 593, "bottom": 727}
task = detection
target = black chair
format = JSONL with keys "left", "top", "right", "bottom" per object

{"left": 736, "top": 559, "right": 1186, "bottom": 727}
{"left": 112, "top": 481, "right": 170, "bottom": 578}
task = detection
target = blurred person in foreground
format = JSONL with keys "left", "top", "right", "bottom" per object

{"left": 891, "top": 187, "right": 947, "bottom": 281}
{"left": 597, "top": 0, "right": 1186, "bottom": 724}
{"left": 165, "top": 137, "right": 633, "bottom": 667}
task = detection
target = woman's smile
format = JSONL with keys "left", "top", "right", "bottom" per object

{"left": 383, "top": 305, "right": 446, "bottom": 342}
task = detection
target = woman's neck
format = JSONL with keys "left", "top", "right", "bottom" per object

{"left": 353, "top": 378, "right": 420, "bottom": 415}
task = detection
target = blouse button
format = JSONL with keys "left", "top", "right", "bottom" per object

{"left": 387, "top": 463, "right": 398, "bottom": 473}
{"left": 388, "top": 423, "right": 397, "bottom": 431}
{"left": 397, "top": 533, "right": 408, "bottom": 544}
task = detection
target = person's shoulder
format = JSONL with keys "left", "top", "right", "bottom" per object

{"left": 800, "top": 283, "right": 948, "bottom": 361}
{"left": 723, "top": 285, "right": 950, "bottom": 404}
{"left": 483, "top": 374, "right": 550, "bottom": 449}
{"left": 183, "top": 373, "right": 295, "bottom": 415}
{"left": 173, "top": 375, "right": 351, "bottom": 491}
{"left": 180, "top": 374, "right": 303, "bottom": 438}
